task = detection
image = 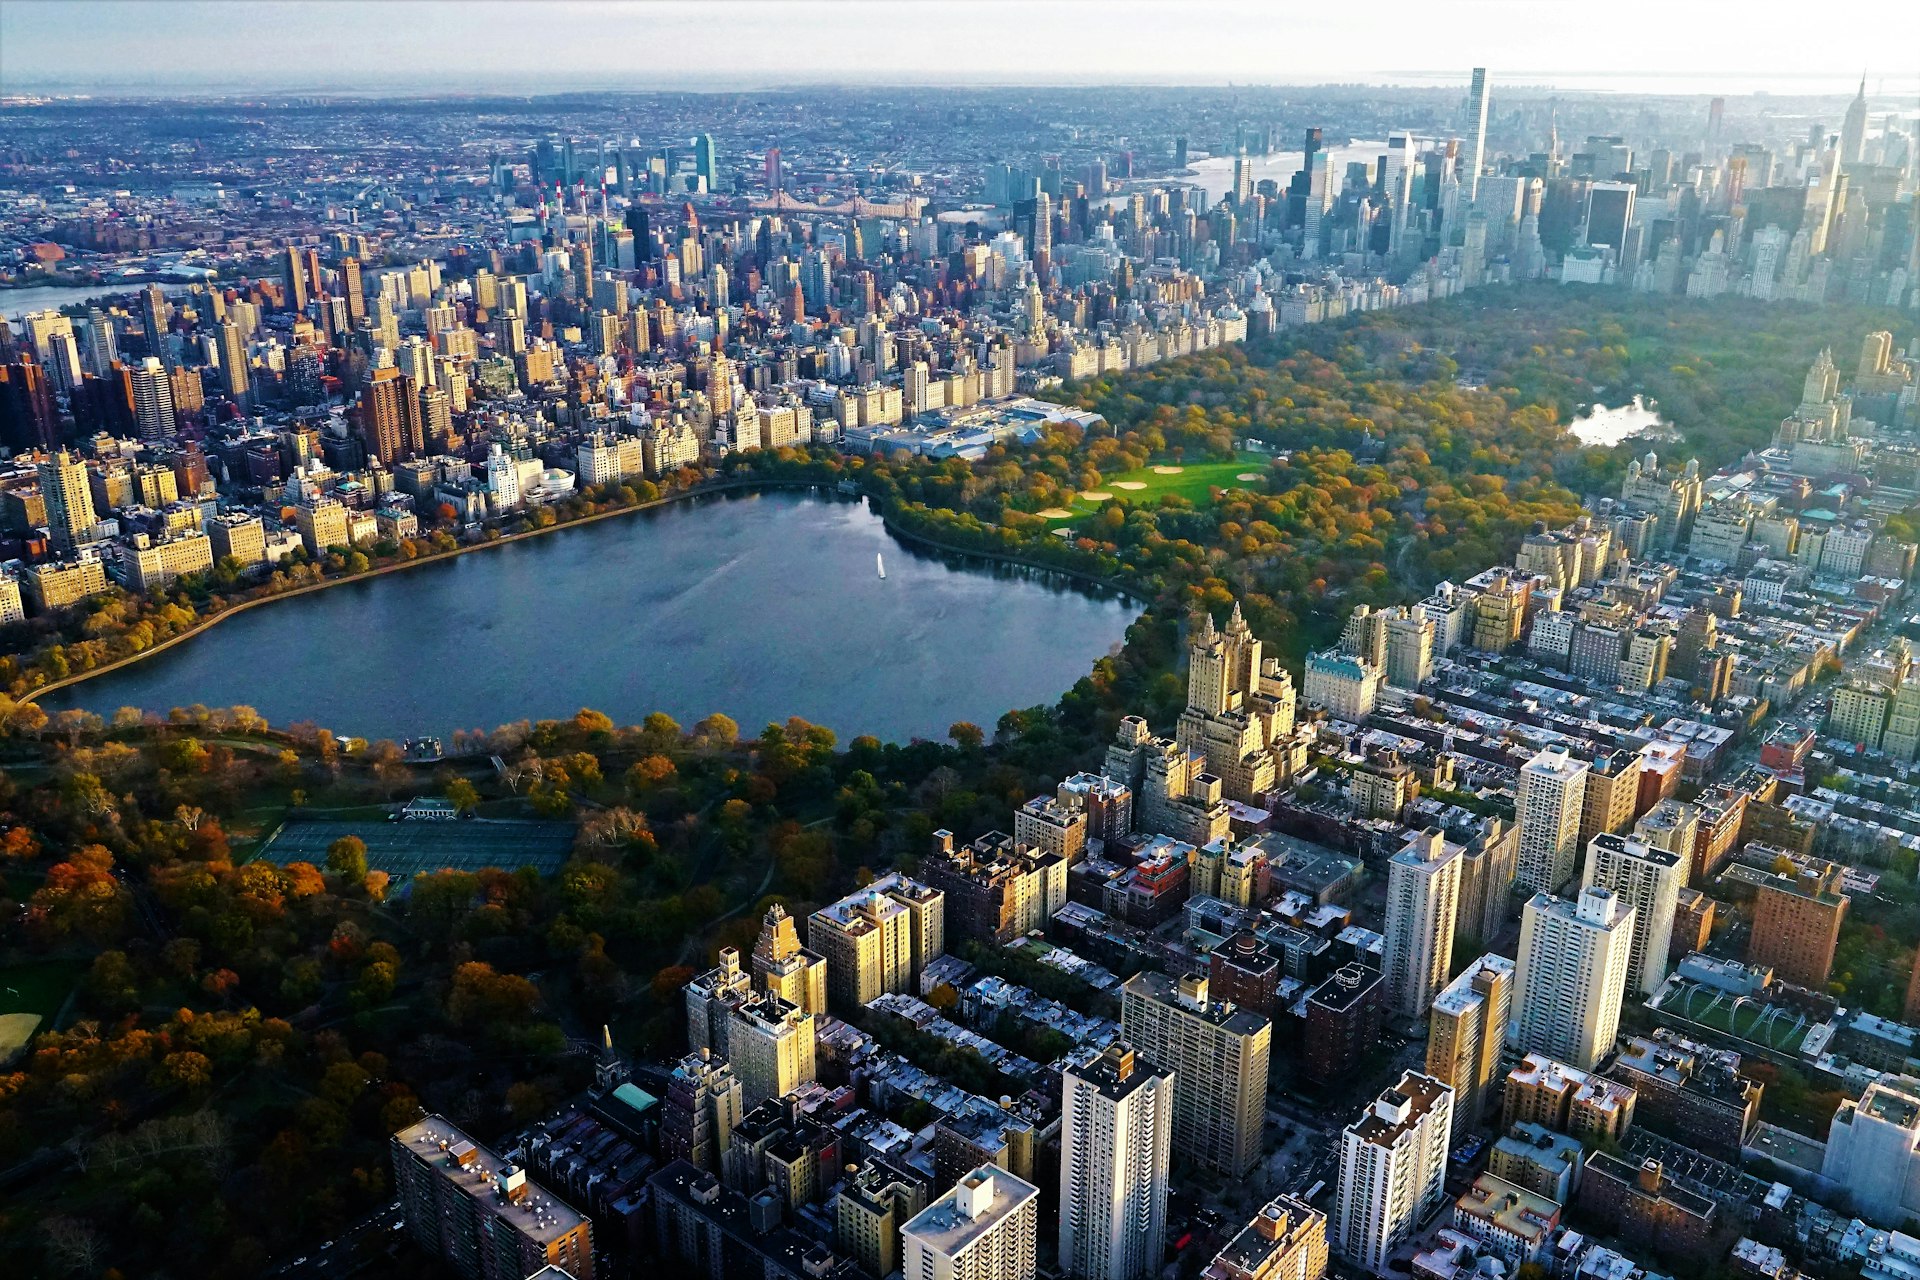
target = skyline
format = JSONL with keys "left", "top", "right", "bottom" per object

{"left": 3, "top": 0, "right": 1918, "bottom": 96}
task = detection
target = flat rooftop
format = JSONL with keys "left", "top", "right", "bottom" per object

{"left": 901, "top": 1167, "right": 1037, "bottom": 1257}
{"left": 395, "top": 1115, "right": 585, "bottom": 1246}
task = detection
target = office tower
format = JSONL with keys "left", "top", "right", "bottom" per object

{"left": 38, "top": 450, "right": 97, "bottom": 553}
{"left": 1581, "top": 833, "right": 1683, "bottom": 996}
{"left": 1333, "top": 1073, "right": 1454, "bottom": 1273}
{"left": 694, "top": 133, "right": 717, "bottom": 189}
{"left": 724, "top": 991, "right": 814, "bottom": 1106}
{"left": 750, "top": 902, "right": 827, "bottom": 1015}
{"left": 359, "top": 367, "right": 423, "bottom": 464}
{"left": 1200, "top": 1196, "right": 1328, "bottom": 1280}
{"left": 1510, "top": 887, "right": 1635, "bottom": 1071}
{"left": 1514, "top": 746, "right": 1588, "bottom": 894}
{"left": 141, "top": 283, "right": 170, "bottom": 366}
{"left": 1747, "top": 858, "right": 1849, "bottom": 989}
{"left": 807, "top": 874, "right": 944, "bottom": 1012}
{"left": 1426, "top": 954, "right": 1515, "bottom": 1144}
{"left": 283, "top": 244, "right": 309, "bottom": 312}
{"left": 342, "top": 255, "right": 366, "bottom": 323}
{"left": 901, "top": 1166, "right": 1040, "bottom": 1280}
{"left": 1840, "top": 77, "right": 1869, "bottom": 166}
{"left": 1059, "top": 1042, "right": 1173, "bottom": 1280}
{"left": 1465, "top": 68, "right": 1490, "bottom": 201}
{"left": 1120, "top": 971, "right": 1269, "bottom": 1175}
{"left": 1584, "top": 182, "right": 1636, "bottom": 255}
{"left": 658, "top": 1048, "right": 744, "bottom": 1173}
{"left": 0, "top": 356, "right": 58, "bottom": 452}
{"left": 128, "top": 355, "right": 177, "bottom": 439}
{"left": 1384, "top": 830, "right": 1462, "bottom": 1020}
{"left": 1822, "top": 1075, "right": 1920, "bottom": 1227}
{"left": 392, "top": 1116, "right": 595, "bottom": 1280}
{"left": 217, "top": 319, "right": 250, "bottom": 409}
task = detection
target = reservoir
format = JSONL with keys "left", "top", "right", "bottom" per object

{"left": 1568, "top": 397, "right": 1669, "bottom": 447}
{"left": 37, "top": 490, "right": 1138, "bottom": 745}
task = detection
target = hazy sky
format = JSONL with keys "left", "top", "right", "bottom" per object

{"left": 3, "top": 0, "right": 1916, "bottom": 95}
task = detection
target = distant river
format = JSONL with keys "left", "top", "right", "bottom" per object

{"left": 0, "top": 282, "right": 177, "bottom": 319}
{"left": 38, "top": 491, "right": 1137, "bottom": 745}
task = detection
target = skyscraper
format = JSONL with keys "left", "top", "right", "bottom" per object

{"left": 127, "top": 356, "right": 177, "bottom": 440}
{"left": 1515, "top": 746, "right": 1588, "bottom": 894}
{"left": 0, "top": 356, "right": 59, "bottom": 453}
{"left": 901, "top": 1166, "right": 1039, "bottom": 1280}
{"left": 1581, "top": 833, "right": 1684, "bottom": 996}
{"left": 1059, "top": 1042, "right": 1173, "bottom": 1280}
{"left": 1840, "top": 77, "right": 1869, "bottom": 166}
{"left": 1510, "top": 887, "right": 1635, "bottom": 1071}
{"left": 217, "top": 320, "right": 251, "bottom": 409}
{"left": 1120, "top": 971, "right": 1270, "bottom": 1176}
{"left": 1465, "top": 67, "right": 1490, "bottom": 202}
{"left": 38, "top": 450, "right": 97, "bottom": 553}
{"left": 1384, "top": 830, "right": 1462, "bottom": 1020}
{"left": 141, "top": 284, "right": 171, "bottom": 367}
{"left": 1334, "top": 1072, "right": 1453, "bottom": 1273}
{"left": 342, "top": 256, "right": 367, "bottom": 324}
{"left": 358, "top": 367, "right": 423, "bottom": 464}
{"left": 283, "top": 244, "right": 309, "bottom": 313}
{"left": 1426, "top": 954, "right": 1515, "bottom": 1144}
{"left": 694, "top": 133, "right": 717, "bottom": 189}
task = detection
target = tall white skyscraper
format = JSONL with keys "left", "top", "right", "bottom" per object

{"left": 1581, "top": 833, "right": 1684, "bottom": 997}
{"left": 1465, "top": 68, "right": 1491, "bottom": 202}
{"left": 1515, "top": 746, "right": 1589, "bottom": 894}
{"left": 902, "top": 1165, "right": 1040, "bottom": 1280}
{"left": 1059, "top": 1042, "right": 1173, "bottom": 1280}
{"left": 1384, "top": 830, "right": 1462, "bottom": 1020}
{"left": 1510, "top": 887, "right": 1635, "bottom": 1071}
{"left": 1334, "top": 1072, "right": 1454, "bottom": 1273}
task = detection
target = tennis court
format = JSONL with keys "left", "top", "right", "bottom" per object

{"left": 258, "top": 818, "right": 578, "bottom": 877}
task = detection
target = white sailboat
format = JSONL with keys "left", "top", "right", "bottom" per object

{"left": 876, "top": 552, "right": 887, "bottom": 579}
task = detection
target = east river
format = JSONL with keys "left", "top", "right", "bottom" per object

{"left": 38, "top": 491, "right": 1139, "bottom": 744}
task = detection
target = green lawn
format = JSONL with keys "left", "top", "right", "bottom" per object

{"left": 1039, "top": 454, "right": 1271, "bottom": 522}
{"left": 0, "top": 956, "right": 84, "bottom": 1022}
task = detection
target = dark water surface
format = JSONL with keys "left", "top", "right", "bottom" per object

{"left": 40, "top": 490, "right": 1138, "bottom": 744}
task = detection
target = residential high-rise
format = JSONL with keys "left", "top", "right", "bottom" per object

{"left": 658, "top": 1048, "right": 744, "bottom": 1173}
{"left": 1333, "top": 1072, "right": 1454, "bottom": 1273}
{"left": 1059, "top": 1042, "right": 1173, "bottom": 1280}
{"left": 807, "top": 874, "right": 944, "bottom": 1012}
{"left": 1200, "top": 1196, "right": 1328, "bottom": 1280}
{"left": 723, "top": 991, "right": 814, "bottom": 1107}
{"left": 1581, "top": 833, "right": 1684, "bottom": 996}
{"left": 341, "top": 255, "right": 367, "bottom": 324}
{"left": 1384, "top": 830, "right": 1462, "bottom": 1020}
{"left": 684, "top": 946, "right": 753, "bottom": 1054}
{"left": 1465, "top": 68, "right": 1490, "bottom": 202}
{"left": 0, "top": 356, "right": 59, "bottom": 452}
{"left": 128, "top": 355, "right": 177, "bottom": 439}
{"left": 1515, "top": 746, "right": 1589, "bottom": 894}
{"left": 901, "top": 1165, "right": 1040, "bottom": 1280}
{"left": 1821, "top": 1075, "right": 1920, "bottom": 1227}
{"left": 141, "top": 283, "right": 170, "bottom": 366}
{"left": 1748, "top": 858, "right": 1849, "bottom": 989}
{"left": 217, "top": 319, "right": 251, "bottom": 409}
{"left": 1175, "top": 603, "right": 1299, "bottom": 803}
{"left": 392, "top": 1116, "right": 595, "bottom": 1280}
{"left": 1510, "top": 887, "right": 1635, "bottom": 1071}
{"left": 1120, "top": 971, "right": 1269, "bottom": 1175}
{"left": 1426, "top": 954, "right": 1515, "bottom": 1144}
{"left": 749, "top": 903, "right": 827, "bottom": 1016}
{"left": 359, "top": 367, "right": 424, "bottom": 464}
{"left": 38, "top": 450, "right": 97, "bottom": 553}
